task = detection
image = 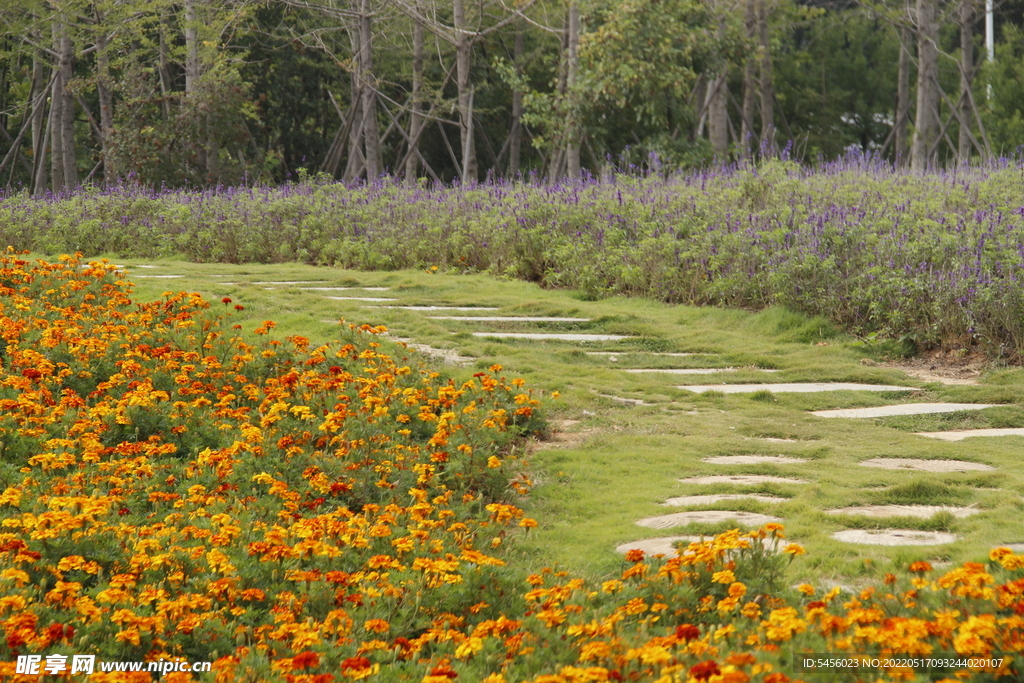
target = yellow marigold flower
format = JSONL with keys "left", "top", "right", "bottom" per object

{"left": 783, "top": 543, "right": 805, "bottom": 555}
{"left": 601, "top": 580, "right": 623, "bottom": 593}
{"left": 798, "top": 583, "right": 815, "bottom": 596}
{"left": 728, "top": 582, "right": 747, "bottom": 598}
{"left": 712, "top": 569, "right": 736, "bottom": 584}
{"left": 487, "top": 456, "right": 501, "bottom": 468}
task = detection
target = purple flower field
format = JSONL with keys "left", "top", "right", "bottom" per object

{"left": 4, "top": 156, "right": 1024, "bottom": 358}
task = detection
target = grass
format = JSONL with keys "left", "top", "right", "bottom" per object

{"left": 91, "top": 255, "right": 1024, "bottom": 583}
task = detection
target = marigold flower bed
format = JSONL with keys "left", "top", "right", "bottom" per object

{"left": 0, "top": 255, "right": 1022, "bottom": 682}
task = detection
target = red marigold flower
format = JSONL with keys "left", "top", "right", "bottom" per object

{"left": 689, "top": 660, "right": 720, "bottom": 680}
{"left": 291, "top": 651, "right": 319, "bottom": 670}
{"left": 235, "top": 304, "right": 245, "bottom": 311}
{"left": 427, "top": 660, "right": 458, "bottom": 679}
{"left": 221, "top": 297, "right": 232, "bottom": 304}
{"left": 21, "top": 368, "right": 41, "bottom": 380}
{"left": 675, "top": 624, "right": 701, "bottom": 642}
{"left": 624, "top": 549, "right": 645, "bottom": 563}
{"left": 340, "top": 657, "right": 371, "bottom": 672}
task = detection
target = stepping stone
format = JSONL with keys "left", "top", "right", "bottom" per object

{"left": 916, "top": 428, "right": 1024, "bottom": 441}
{"left": 132, "top": 275, "right": 184, "bottom": 279}
{"left": 428, "top": 316, "right": 590, "bottom": 322}
{"left": 858, "top": 458, "right": 993, "bottom": 472}
{"left": 597, "top": 393, "right": 649, "bottom": 406}
{"left": 616, "top": 535, "right": 782, "bottom": 558}
{"left": 751, "top": 437, "right": 798, "bottom": 443}
{"left": 995, "top": 544, "right": 1024, "bottom": 553}
{"left": 831, "top": 529, "right": 958, "bottom": 546}
{"left": 825, "top": 505, "right": 979, "bottom": 519}
{"left": 327, "top": 296, "right": 397, "bottom": 302}
{"left": 470, "top": 332, "right": 630, "bottom": 341}
{"left": 616, "top": 536, "right": 704, "bottom": 557}
{"left": 679, "top": 475, "right": 806, "bottom": 485}
{"left": 703, "top": 455, "right": 806, "bottom": 465}
{"left": 812, "top": 403, "right": 998, "bottom": 418}
{"left": 636, "top": 510, "right": 782, "bottom": 530}
{"left": 625, "top": 368, "right": 735, "bottom": 375}
{"left": 133, "top": 264, "right": 159, "bottom": 268}
{"left": 664, "top": 494, "right": 785, "bottom": 506}
{"left": 302, "top": 286, "right": 390, "bottom": 291}
{"left": 371, "top": 305, "right": 499, "bottom": 311}
{"left": 252, "top": 280, "right": 323, "bottom": 284}
{"left": 587, "top": 352, "right": 699, "bottom": 357}
{"left": 679, "top": 383, "right": 915, "bottom": 394}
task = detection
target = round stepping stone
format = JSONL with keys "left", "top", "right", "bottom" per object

{"left": 916, "top": 428, "right": 1024, "bottom": 441}
{"left": 858, "top": 458, "right": 993, "bottom": 472}
{"left": 636, "top": 510, "right": 782, "bottom": 530}
{"left": 588, "top": 351, "right": 698, "bottom": 357}
{"left": 824, "top": 505, "right": 979, "bottom": 519}
{"left": 625, "top": 368, "right": 735, "bottom": 375}
{"left": 679, "top": 383, "right": 915, "bottom": 394}
{"left": 470, "top": 332, "right": 630, "bottom": 341}
{"left": 812, "top": 402, "right": 998, "bottom": 418}
{"left": 679, "top": 475, "right": 807, "bottom": 485}
{"left": 376, "top": 305, "right": 499, "bottom": 311}
{"left": 831, "top": 529, "right": 958, "bottom": 546}
{"left": 327, "top": 296, "right": 397, "bottom": 302}
{"left": 664, "top": 494, "right": 785, "bottom": 506}
{"left": 303, "top": 286, "right": 390, "bottom": 291}
{"left": 428, "top": 316, "right": 590, "bottom": 322}
{"left": 597, "top": 393, "right": 649, "bottom": 406}
{"left": 703, "top": 456, "right": 805, "bottom": 465}
{"left": 616, "top": 536, "right": 704, "bottom": 557}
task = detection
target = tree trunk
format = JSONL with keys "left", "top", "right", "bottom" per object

{"left": 184, "top": 0, "right": 200, "bottom": 94}
{"left": 707, "top": 72, "right": 729, "bottom": 155}
{"left": 49, "top": 61, "right": 64, "bottom": 193}
{"left": 757, "top": 0, "right": 775, "bottom": 150}
{"left": 343, "top": 71, "right": 365, "bottom": 182}
{"left": 912, "top": 0, "right": 940, "bottom": 170}
{"left": 454, "top": 0, "right": 477, "bottom": 181}
{"left": 959, "top": 0, "right": 974, "bottom": 164}
{"left": 59, "top": 27, "right": 77, "bottom": 189}
{"left": 34, "top": 103, "right": 51, "bottom": 197}
{"left": 159, "top": 14, "right": 172, "bottom": 122}
{"left": 405, "top": 14, "right": 424, "bottom": 185}
{"left": 359, "top": 0, "right": 382, "bottom": 179}
{"left": 740, "top": 0, "right": 757, "bottom": 159}
{"left": 895, "top": 16, "right": 911, "bottom": 166}
{"left": 509, "top": 24, "right": 524, "bottom": 177}
{"left": 97, "top": 30, "right": 116, "bottom": 183}
{"left": 30, "top": 51, "right": 47, "bottom": 189}
{"left": 566, "top": 2, "right": 581, "bottom": 178}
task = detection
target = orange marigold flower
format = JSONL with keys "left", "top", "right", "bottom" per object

{"left": 624, "top": 549, "right": 645, "bottom": 563}
{"left": 364, "top": 619, "right": 390, "bottom": 634}
{"left": 908, "top": 561, "right": 933, "bottom": 573}
{"left": 782, "top": 543, "right": 805, "bottom": 556}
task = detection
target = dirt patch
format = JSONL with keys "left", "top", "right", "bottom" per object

{"left": 864, "top": 350, "right": 985, "bottom": 385}
{"left": 391, "top": 338, "right": 473, "bottom": 365}
{"left": 831, "top": 529, "right": 958, "bottom": 546}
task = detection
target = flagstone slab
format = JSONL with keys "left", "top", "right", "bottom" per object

{"left": 326, "top": 296, "right": 398, "bottom": 302}
{"left": 428, "top": 316, "right": 590, "bottom": 322}
{"left": 470, "top": 332, "right": 631, "bottom": 341}
{"left": 302, "top": 286, "right": 390, "bottom": 291}
{"left": 373, "top": 305, "right": 500, "bottom": 311}
{"left": 597, "top": 394, "right": 649, "bottom": 406}
{"left": 916, "top": 428, "right": 1024, "bottom": 441}
{"left": 812, "top": 402, "right": 998, "bottom": 418}
{"left": 636, "top": 510, "right": 782, "bottom": 530}
{"left": 587, "top": 352, "right": 700, "bottom": 357}
{"left": 679, "top": 475, "right": 807, "bottom": 485}
{"left": 625, "top": 368, "right": 735, "bottom": 375}
{"left": 664, "top": 494, "right": 786, "bottom": 506}
{"left": 679, "top": 383, "right": 915, "bottom": 394}
{"left": 858, "top": 458, "right": 994, "bottom": 472}
{"left": 616, "top": 536, "right": 781, "bottom": 558}
{"left": 703, "top": 456, "right": 806, "bottom": 465}
{"left": 252, "top": 280, "right": 324, "bottom": 284}
{"left": 132, "top": 275, "right": 184, "bottom": 279}
{"left": 825, "top": 505, "right": 979, "bottom": 519}
{"left": 995, "top": 544, "right": 1024, "bottom": 554}
{"left": 831, "top": 529, "right": 959, "bottom": 546}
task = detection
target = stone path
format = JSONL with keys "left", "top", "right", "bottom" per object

{"left": 128, "top": 266, "right": 1024, "bottom": 560}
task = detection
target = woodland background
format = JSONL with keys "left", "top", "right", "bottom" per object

{"left": 3, "top": 0, "right": 1024, "bottom": 192}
